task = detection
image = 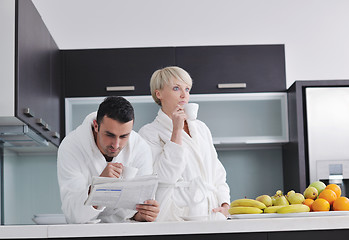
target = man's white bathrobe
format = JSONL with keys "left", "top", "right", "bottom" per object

{"left": 139, "top": 109, "right": 230, "bottom": 221}
{"left": 57, "top": 112, "right": 153, "bottom": 224}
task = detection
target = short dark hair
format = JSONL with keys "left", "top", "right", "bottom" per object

{"left": 96, "top": 96, "right": 134, "bottom": 126}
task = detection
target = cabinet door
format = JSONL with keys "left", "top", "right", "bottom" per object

{"left": 16, "top": 0, "right": 61, "bottom": 146}
{"left": 48, "top": 37, "right": 61, "bottom": 146}
{"left": 175, "top": 45, "right": 286, "bottom": 94}
{"left": 64, "top": 47, "right": 176, "bottom": 97}
{"left": 268, "top": 229, "right": 349, "bottom": 240}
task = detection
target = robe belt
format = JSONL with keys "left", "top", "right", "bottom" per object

{"left": 158, "top": 179, "right": 220, "bottom": 218}
{"left": 158, "top": 180, "right": 216, "bottom": 191}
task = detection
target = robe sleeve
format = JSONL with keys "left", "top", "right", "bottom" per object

{"left": 202, "top": 122, "right": 231, "bottom": 205}
{"left": 57, "top": 137, "right": 104, "bottom": 224}
{"left": 129, "top": 132, "right": 153, "bottom": 177}
{"left": 139, "top": 125, "right": 186, "bottom": 184}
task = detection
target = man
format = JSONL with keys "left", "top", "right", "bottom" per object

{"left": 57, "top": 96, "right": 159, "bottom": 223}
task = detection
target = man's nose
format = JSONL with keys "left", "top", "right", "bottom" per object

{"left": 112, "top": 138, "right": 120, "bottom": 149}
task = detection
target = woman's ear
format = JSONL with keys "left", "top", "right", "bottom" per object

{"left": 155, "top": 89, "right": 162, "bottom": 100}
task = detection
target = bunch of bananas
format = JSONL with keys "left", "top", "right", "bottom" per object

{"left": 229, "top": 199, "right": 310, "bottom": 214}
{"left": 228, "top": 199, "right": 266, "bottom": 214}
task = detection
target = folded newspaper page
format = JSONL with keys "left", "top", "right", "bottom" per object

{"left": 85, "top": 174, "right": 158, "bottom": 210}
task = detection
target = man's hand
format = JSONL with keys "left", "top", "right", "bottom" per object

{"left": 100, "top": 162, "right": 123, "bottom": 178}
{"left": 132, "top": 200, "right": 160, "bottom": 222}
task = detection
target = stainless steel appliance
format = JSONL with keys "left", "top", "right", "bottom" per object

{"left": 306, "top": 87, "right": 349, "bottom": 195}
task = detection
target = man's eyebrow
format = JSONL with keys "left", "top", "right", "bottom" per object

{"left": 120, "top": 133, "right": 131, "bottom": 138}
{"left": 105, "top": 131, "right": 116, "bottom": 136}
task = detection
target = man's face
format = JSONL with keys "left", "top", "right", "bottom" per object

{"left": 93, "top": 116, "right": 133, "bottom": 158}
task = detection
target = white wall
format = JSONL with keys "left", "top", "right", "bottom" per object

{"left": 32, "top": 0, "right": 349, "bottom": 88}
{"left": 0, "top": 0, "right": 15, "bottom": 116}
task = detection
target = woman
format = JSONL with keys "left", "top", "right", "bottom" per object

{"left": 139, "top": 66, "right": 230, "bottom": 221}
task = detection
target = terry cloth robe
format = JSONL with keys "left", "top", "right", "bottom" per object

{"left": 57, "top": 112, "right": 153, "bottom": 224}
{"left": 139, "top": 109, "right": 230, "bottom": 221}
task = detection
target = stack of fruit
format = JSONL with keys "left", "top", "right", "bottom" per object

{"left": 229, "top": 181, "right": 349, "bottom": 215}
{"left": 303, "top": 181, "right": 349, "bottom": 211}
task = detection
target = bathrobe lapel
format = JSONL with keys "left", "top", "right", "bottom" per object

{"left": 78, "top": 112, "right": 109, "bottom": 176}
{"left": 155, "top": 109, "right": 208, "bottom": 181}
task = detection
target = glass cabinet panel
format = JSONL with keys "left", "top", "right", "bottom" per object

{"left": 65, "top": 92, "right": 288, "bottom": 146}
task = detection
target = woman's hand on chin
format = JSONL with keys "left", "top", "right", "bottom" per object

{"left": 170, "top": 105, "right": 186, "bottom": 144}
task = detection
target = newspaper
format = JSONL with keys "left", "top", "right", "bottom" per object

{"left": 85, "top": 174, "right": 158, "bottom": 210}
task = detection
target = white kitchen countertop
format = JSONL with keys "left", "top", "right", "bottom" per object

{"left": 2, "top": 214, "right": 349, "bottom": 239}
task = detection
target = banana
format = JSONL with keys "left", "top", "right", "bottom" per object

{"left": 229, "top": 206, "right": 263, "bottom": 214}
{"left": 263, "top": 205, "right": 284, "bottom": 213}
{"left": 230, "top": 199, "right": 266, "bottom": 209}
{"left": 276, "top": 204, "right": 310, "bottom": 214}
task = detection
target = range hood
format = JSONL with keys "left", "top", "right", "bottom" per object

{"left": 0, "top": 125, "right": 49, "bottom": 148}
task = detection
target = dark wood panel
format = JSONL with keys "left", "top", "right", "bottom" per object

{"left": 16, "top": 0, "right": 61, "bottom": 146}
{"left": 175, "top": 45, "right": 286, "bottom": 94}
{"left": 269, "top": 229, "right": 349, "bottom": 240}
{"left": 48, "top": 232, "right": 267, "bottom": 240}
{"left": 64, "top": 47, "right": 176, "bottom": 97}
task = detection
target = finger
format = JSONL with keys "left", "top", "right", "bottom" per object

{"left": 136, "top": 205, "right": 159, "bottom": 216}
{"left": 109, "top": 163, "right": 123, "bottom": 175}
{"left": 137, "top": 209, "right": 158, "bottom": 221}
{"left": 136, "top": 204, "right": 157, "bottom": 212}
{"left": 112, "top": 171, "right": 121, "bottom": 178}
{"left": 144, "top": 200, "right": 159, "bottom": 207}
{"left": 106, "top": 165, "right": 121, "bottom": 178}
{"left": 143, "top": 214, "right": 156, "bottom": 222}
{"left": 212, "top": 207, "right": 221, "bottom": 213}
{"left": 138, "top": 212, "right": 156, "bottom": 222}
{"left": 137, "top": 208, "right": 158, "bottom": 218}
{"left": 111, "top": 162, "right": 123, "bottom": 169}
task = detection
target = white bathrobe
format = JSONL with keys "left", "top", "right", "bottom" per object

{"left": 139, "top": 109, "right": 230, "bottom": 221}
{"left": 57, "top": 112, "right": 153, "bottom": 224}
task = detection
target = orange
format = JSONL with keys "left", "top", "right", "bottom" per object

{"left": 312, "top": 198, "right": 330, "bottom": 211}
{"left": 318, "top": 189, "right": 337, "bottom": 205}
{"left": 333, "top": 197, "right": 349, "bottom": 211}
{"left": 303, "top": 199, "right": 315, "bottom": 211}
{"left": 325, "top": 184, "right": 341, "bottom": 198}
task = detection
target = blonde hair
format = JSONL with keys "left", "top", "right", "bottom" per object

{"left": 150, "top": 66, "right": 193, "bottom": 106}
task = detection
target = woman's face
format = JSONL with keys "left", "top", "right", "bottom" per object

{"left": 156, "top": 78, "right": 191, "bottom": 116}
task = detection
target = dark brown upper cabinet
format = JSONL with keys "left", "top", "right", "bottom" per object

{"left": 63, "top": 45, "right": 286, "bottom": 98}
{"left": 16, "top": 0, "right": 61, "bottom": 146}
{"left": 63, "top": 47, "right": 176, "bottom": 97}
{"left": 175, "top": 45, "right": 286, "bottom": 94}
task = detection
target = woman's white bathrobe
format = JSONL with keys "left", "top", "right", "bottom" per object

{"left": 139, "top": 109, "right": 230, "bottom": 221}
{"left": 57, "top": 112, "right": 153, "bottom": 224}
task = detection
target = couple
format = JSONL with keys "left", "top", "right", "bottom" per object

{"left": 57, "top": 66, "right": 231, "bottom": 223}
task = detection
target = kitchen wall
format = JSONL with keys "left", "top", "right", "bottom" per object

{"left": 32, "top": 0, "right": 349, "bottom": 88}
{"left": 0, "top": 0, "right": 15, "bottom": 117}
{"left": 3, "top": 150, "right": 61, "bottom": 225}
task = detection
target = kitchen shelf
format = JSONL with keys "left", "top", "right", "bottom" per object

{"left": 65, "top": 92, "right": 288, "bottom": 147}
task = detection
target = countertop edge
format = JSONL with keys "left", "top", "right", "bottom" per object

{"left": 2, "top": 215, "right": 349, "bottom": 239}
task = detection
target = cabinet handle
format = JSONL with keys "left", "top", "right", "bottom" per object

{"left": 106, "top": 86, "right": 135, "bottom": 92}
{"left": 43, "top": 123, "right": 51, "bottom": 131}
{"left": 36, "top": 118, "right": 45, "bottom": 127}
{"left": 52, "top": 131, "right": 60, "bottom": 139}
{"left": 23, "top": 108, "right": 35, "bottom": 117}
{"left": 217, "top": 83, "right": 247, "bottom": 89}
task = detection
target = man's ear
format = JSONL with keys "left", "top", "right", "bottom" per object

{"left": 93, "top": 120, "right": 99, "bottom": 132}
